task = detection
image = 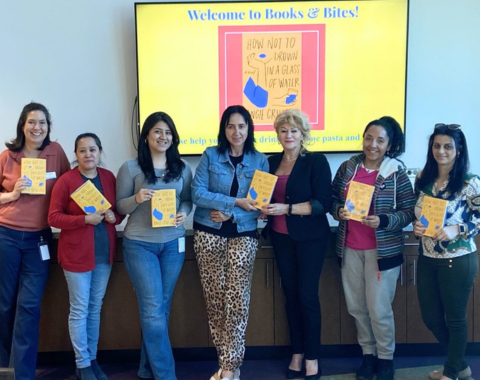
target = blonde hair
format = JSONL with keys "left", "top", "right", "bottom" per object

{"left": 273, "top": 109, "right": 311, "bottom": 145}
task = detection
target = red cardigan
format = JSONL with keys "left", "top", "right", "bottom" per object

{"left": 48, "top": 167, "right": 123, "bottom": 272}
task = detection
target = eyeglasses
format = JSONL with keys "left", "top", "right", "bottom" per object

{"left": 435, "top": 123, "right": 461, "bottom": 130}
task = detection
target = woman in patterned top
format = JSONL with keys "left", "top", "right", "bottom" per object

{"left": 414, "top": 124, "right": 480, "bottom": 380}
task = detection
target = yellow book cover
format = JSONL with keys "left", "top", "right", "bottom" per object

{"left": 21, "top": 158, "right": 46, "bottom": 195}
{"left": 246, "top": 170, "right": 278, "bottom": 210}
{"left": 419, "top": 196, "right": 448, "bottom": 238}
{"left": 345, "top": 181, "right": 375, "bottom": 222}
{"left": 70, "top": 180, "right": 112, "bottom": 214}
{"left": 151, "top": 189, "right": 176, "bottom": 228}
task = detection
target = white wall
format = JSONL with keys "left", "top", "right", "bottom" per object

{"left": 403, "top": 0, "right": 480, "bottom": 172}
{"left": 1, "top": 0, "right": 479, "bottom": 177}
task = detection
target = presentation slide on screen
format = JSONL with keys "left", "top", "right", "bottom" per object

{"left": 136, "top": 0, "right": 408, "bottom": 155}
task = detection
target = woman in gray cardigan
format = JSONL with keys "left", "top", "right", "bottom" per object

{"left": 116, "top": 112, "right": 192, "bottom": 380}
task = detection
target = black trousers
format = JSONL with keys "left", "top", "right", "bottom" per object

{"left": 417, "top": 252, "right": 478, "bottom": 380}
{"left": 271, "top": 231, "right": 328, "bottom": 360}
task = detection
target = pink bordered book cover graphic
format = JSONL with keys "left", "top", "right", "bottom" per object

{"left": 219, "top": 24, "right": 326, "bottom": 131}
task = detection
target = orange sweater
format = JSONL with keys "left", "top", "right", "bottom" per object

{"left": 0, "top": 142, "right": 70, "bottom": 231}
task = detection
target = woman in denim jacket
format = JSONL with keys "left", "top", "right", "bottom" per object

{"left": 192, "top": 105, "right": 268, "bottom": 380}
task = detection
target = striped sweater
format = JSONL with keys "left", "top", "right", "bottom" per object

{"left": 331, "top": 154, "right": 416, "bottom": 270}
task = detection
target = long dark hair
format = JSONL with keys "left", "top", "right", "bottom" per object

{"left": 6, "top": 102, "right": 52, "bottom": 151}
{"left": 217, "top": 105, "right": 257, "bottom": 154}
{"left": 138, "top": 112, "right": 185, "bottom": 184}
{"left": 363, "top": 116, "right": 405, "bottom": 158}
{"left": 416, "top": 125, "right": 469, "bottom": 196}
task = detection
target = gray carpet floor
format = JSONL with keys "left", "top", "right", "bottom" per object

{"left": 35, "top": 357, "right": 480, "bottom": 380}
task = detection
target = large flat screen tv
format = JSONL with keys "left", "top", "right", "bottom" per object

{"left": 135, "top": 0, "right": 408, "bottom": 155}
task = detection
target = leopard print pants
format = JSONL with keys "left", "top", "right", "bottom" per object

{"left": 194, "top": 230, "right": 258, "bottom": 372}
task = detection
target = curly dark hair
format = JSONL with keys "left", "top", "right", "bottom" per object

{"left": 363, "top": 116, "right": 405, "bottom": 158}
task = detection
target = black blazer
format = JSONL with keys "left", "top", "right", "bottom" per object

{"left": 263, "top": 151, "right": 333, "bottom": 242}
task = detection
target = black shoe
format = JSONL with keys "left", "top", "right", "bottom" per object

{"left": 91, "top": 360, "right": 108, "bottom": 380}
{"left": 75, "top": 366, "right": 97, "bottom": 380}
{"left": 356, "top": 354, "right": 377, "bottom": 380}
{"left": 287, "top": 368, "right": 305, "bottom": 379}
{"left": 305, "top": 368, "right": 322, "bottom": 380}
{"left": 377, "top": 359, "right": 394, "bottom": 380}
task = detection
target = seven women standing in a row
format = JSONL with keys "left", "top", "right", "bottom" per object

{"left": 1, "top": 102, "right": 479, "bottom": 380}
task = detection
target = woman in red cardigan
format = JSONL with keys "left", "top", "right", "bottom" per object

{"left": 48, "top": 133, "right": 123, "bottom": 380}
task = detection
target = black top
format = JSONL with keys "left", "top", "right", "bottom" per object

{"left": 263, "top": 151, "right": 333, "bottom": 242}
{"left": 81, "top": 173, "right": 110, "bottom": 264}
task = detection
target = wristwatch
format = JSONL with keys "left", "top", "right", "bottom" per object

{"left": 458, "top": 223, "right": 467, "bottom": 235}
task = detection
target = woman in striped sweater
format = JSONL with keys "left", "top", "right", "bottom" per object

{"left": 331, "top": 116, "right": 415, "bottom": 380}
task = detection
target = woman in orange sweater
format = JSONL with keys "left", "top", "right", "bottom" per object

{"left": 0, "top": 102, "right": 70, "bottom": 380}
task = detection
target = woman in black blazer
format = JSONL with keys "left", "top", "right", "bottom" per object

{"left": 262, "top": 109, "right": 332, "bottom": 380}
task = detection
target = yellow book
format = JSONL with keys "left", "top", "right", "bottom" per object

{"left": 21, "top": 158, "right": 46, "bottom": 195}
{"left": 345, "top": 181, "right": 375, "bottom": 222}
{"left": 70, "top": 180, "right": 112, "bottom": 214}
{"left": 151, "top": 189, "right": 176, "bottom": 228}
{"left": 419, "top": 196, "right": 448, "bottom": 238}
{"left": 246, "top": 170, "right": 278, "bottom": 210}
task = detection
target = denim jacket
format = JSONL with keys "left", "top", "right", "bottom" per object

{"left": 192, "top": 146, "right": 269, "bottom": 232}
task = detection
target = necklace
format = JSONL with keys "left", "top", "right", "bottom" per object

{"left": 155, "top": 168, "right": 167, "bottom": 178}
{"left": 362, "top": 162, "right": 379, "bottom": 172}
{"left": 282, "top": 155, "right": 299, "bottom": 163}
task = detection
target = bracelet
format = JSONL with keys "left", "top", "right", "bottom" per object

{"left": 288, "top": 204, "right": 293, "bottom": 215}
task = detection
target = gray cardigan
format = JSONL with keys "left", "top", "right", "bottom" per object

{"left": 116, "top": 158, "right": 192, "bottom": 243}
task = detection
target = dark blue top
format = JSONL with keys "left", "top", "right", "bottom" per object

{"left": 81, "top": 174, "right": 110, "bottom": 264}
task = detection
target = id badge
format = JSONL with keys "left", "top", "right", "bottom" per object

{"left": 178, "top": 237, "right": 185, "bottom": 253}
{"left": 38, "top": 240, "right": 50, "bottom": 261}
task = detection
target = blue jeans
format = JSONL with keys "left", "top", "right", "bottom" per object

{"left": 0, "top": 225, "right": 51, "bottom": 380}
{"left": 63, "top": 263, "right": 112, "bottom": 368}
{"left": 123, "top": 237, "right": 185, "bottom": 380}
